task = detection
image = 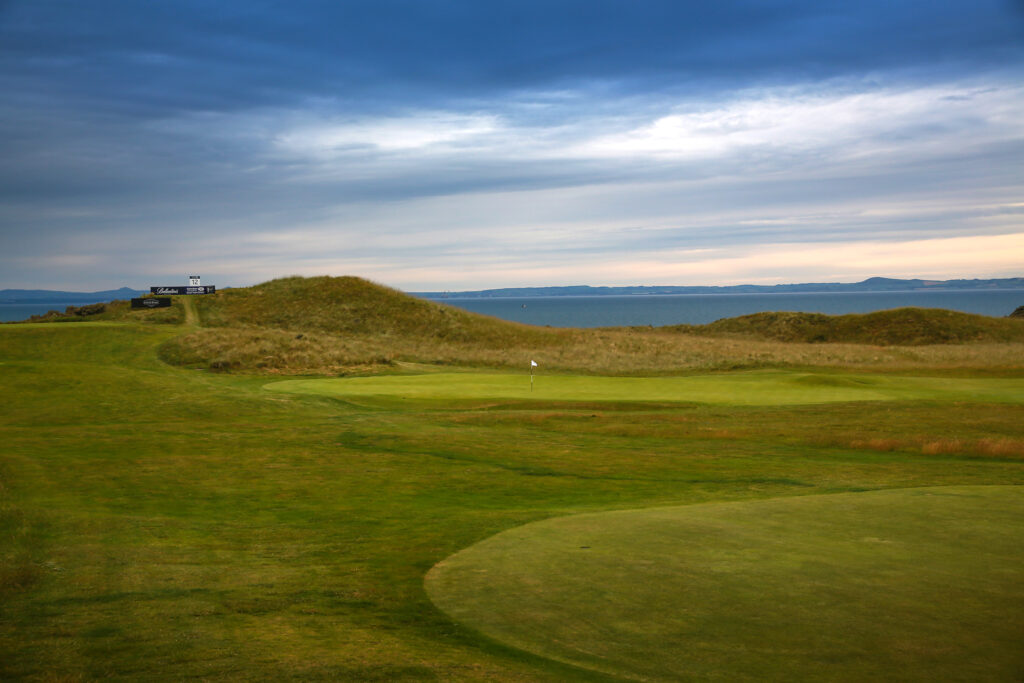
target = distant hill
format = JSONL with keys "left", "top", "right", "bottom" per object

{"left": 0, "top": 286, "right": 146, "bottom": 303}
{"left": 415, "top": 276, "right": 1024, "bottom": 299}
{"left": 7, "top": 276, "right": 1022, "bottom": 304}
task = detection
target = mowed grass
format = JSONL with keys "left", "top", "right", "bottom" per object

{"left": 267, "top": 371, "right": 1024, "bottom": 405}
{"left": 426, "top": 486, "right": 1024, "bottom": 682}
{"left": 3, "top": 310, "right": 1024, "bottom": 680}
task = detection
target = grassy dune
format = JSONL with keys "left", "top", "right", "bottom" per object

{"left": 148, "top": 276, "right": 1024, "bottom": 375}
{"left": 2, "top": 276, "right": 1023, "bottom": 680}
{"left": 671, "top": 308, "right": 1024, "bottom": 345}
{"left": 191, "top": 276, "right": 556, "bottom": 343}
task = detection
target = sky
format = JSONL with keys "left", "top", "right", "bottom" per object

{"left": 1, "top": 1, "right": 1023, "bottom": 291}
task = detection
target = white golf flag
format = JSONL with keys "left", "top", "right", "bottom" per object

{"left": 531, "top": 360, "right": 538, "bottom": 367}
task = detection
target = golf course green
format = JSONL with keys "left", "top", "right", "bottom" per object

{"left": 267, "top": 371, "right": 1024, "bottom": 405}
{"left": 426, "top": 485, "right": 1024, "bottom": 682}
{"left": 3, "top": 280, "right": 1023, "bottom": 680}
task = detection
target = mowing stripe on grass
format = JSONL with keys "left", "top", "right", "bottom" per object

{"left": 266, "top": 371, "right": 1024, "bottom": 405}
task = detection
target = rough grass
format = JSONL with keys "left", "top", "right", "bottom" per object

{"left": 193, "top": 275, "right": 558, "bottom": 345}
{"left": 667, "top": 308, "right": 1024, "bottom": 345}
{"left": 16, "top": 298, "right": 185, "bottom": 325}
{"left": 158, "top": 323, "right": 1024, "bottom": 376}
{"left": 151, "top": 277, "right": 1024, "bottom": 375}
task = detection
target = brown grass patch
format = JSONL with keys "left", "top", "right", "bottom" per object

{"left": 849, "top": 438, "right": 905, "bottom": 452}
{"left": 842, "top": 436, "right": 1024, "bottom": 459}
{"left": 159, "top": 324, "right": 1024, "bottom": 376}
{"left": 920, "top": 438, "right": 1024, "bottom": 458}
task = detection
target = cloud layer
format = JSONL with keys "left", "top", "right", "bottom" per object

{"left": 1, "top": 1, "right": 1022, "bottom": 289}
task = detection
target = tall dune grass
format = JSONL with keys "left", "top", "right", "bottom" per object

{"left": 159, "top": 325, "right": 1024, "bottom": 375}
{"left": 145, "top": 275, "right": 1024, "bottom": 375}
{"left": 670, "top": 308, "right": 1024, "bottom": 345}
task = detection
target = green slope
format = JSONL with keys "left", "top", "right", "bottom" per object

{"left": 193, "top": 275, "right": 552, "bottom": 343}
{"left": 670, "top": 308, "right": 1024, "bottom": 345}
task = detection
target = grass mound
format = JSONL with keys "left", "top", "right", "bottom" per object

{"left": 193, "top": 276, "right": 549, "bottom": 343}
{"left": 147, "top": 277, "right": 1024, "bottom": 374}
{"left": 671, "top": 308, "right": 1024, "bottom": 345}
{"left": 426, "top": 485, "right": 1024, "bottom": 682}
{"left": 158, "top": 276, "right": 571, "bottom": 372}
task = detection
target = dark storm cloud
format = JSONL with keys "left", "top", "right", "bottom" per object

{"left": 2, "top": 0, "right": 1021, "bottom": 115}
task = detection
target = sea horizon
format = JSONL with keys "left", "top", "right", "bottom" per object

{"left": 4, "top": 286, "right": 1023, "bottom": 327}
{"left": 426, "top": 289, "right": 1024, "bottom": 328}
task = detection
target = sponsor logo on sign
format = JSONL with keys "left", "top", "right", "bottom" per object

{"left": 131, "top": 297, "right": 172, "bottom": 309}
{"left": 150, "top": 286, "right": 216, "bottom": 295}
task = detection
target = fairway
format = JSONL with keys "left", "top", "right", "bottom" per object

{"left": 4, "top": 306, "right": 1024, "bottom": 681}
{"left": 426, "top": 486, "right": 1024, "bottom": 682}
{"left": 267, "top": 370, "right": 1024, "bottom": 405}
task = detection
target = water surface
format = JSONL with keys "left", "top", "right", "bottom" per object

{"left": 428, "top": 290, "right": 1024, "bottom": 328}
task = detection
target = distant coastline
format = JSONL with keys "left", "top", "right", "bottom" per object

{"left": 0, "top": 286, "right": 146, "bottom": 304}
{"left": 415, "top": 276, "right": 1024, "bottom": 299}
{"left": 4, "top": 276, "right": 1024, "bottom": 305}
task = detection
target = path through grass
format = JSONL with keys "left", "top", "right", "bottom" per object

{"left": 180, "top": 296, "right": 199, "bottom": 327}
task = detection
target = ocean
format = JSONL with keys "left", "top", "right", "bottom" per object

{"left": 3, "top": 290, "right": 1023, "bottom": 326}
{"left": 0, "top": 302, "right": 82, "bottom": 323}
{"left": 426, "top": 290, "right": 1024, "bottom": 328}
